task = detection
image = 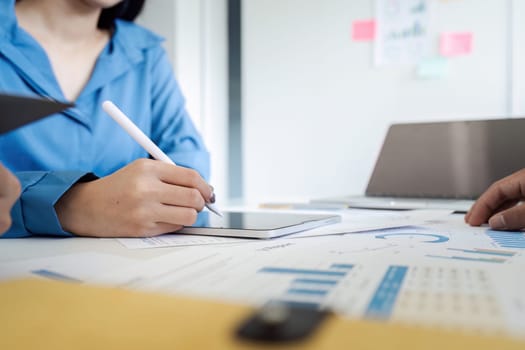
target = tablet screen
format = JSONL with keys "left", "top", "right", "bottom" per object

{"left": 182, "top": 211, "right": 341, "bottom": 239}
{"left": 192, "top": 211, "right": 336, "bottom": 230}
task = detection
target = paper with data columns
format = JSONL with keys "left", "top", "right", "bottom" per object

{"left": 95, "top": 218, "right": 525, "bottom": 340}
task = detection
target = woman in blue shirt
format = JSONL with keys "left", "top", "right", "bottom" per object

{"left": 0, "top": 0, "right": 214, "bottom": 238}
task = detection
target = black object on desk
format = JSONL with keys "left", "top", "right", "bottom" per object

{"left": 236, "top": 301, "right": 330, "bottom": 343}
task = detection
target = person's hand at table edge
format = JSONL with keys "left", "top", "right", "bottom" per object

{"left": 465, "top": 168, "right": 525, "bottom": 231}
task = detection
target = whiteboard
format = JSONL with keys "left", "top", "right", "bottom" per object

{"left": 242, "top": 0, "right": 518, "bottom": 203}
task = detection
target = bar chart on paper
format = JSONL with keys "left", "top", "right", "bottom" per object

{"left": 258, "top": 264, "right": 353, "bottom": 310}
{"left": 376, "top": 265, "right": 506, "bottom": 329}
{"left": 363, "top": 265, "right": 407, "bottom": 320}
{"left": 259, "top": 264, "right": 410, "bottom": 322}
{"left": 218, "top": 261, "right": 507, "bottom": 332}
{"left": 98, "top": 232, "right": 525, "bottom": 339}
{"left": 324, "top": 263, "right": 508, "bottom": 332}
{"left": 485, "top": 230, "right": 525, "bottom": 249}
{"left": 426, "top": 248, "right": 516, "bottom": 264}
{"left": 114, "top": 250, "right": 515, "bottom": 334}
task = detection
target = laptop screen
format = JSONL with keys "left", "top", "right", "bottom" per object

{"left": 366, "top": 118, "right": 525, "bottom": 199}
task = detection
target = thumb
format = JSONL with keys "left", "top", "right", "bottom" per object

{"left": 488, "top": 204, "right": 525, "bottom": 231}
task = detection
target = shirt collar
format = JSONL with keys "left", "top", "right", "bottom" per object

{"left": 0, "top": 0, "right": 16, "bottom": 39}
{"left": 80, "top": 19, "right": 164, "bottom": 98}
{"left": 112, "top": 19, "right": 164, "bottom": 60}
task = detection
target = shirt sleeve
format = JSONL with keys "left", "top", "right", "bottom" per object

{"left": 148, "top": 47, "right": 211, "bottom": 181}
{"left": 3, "top": 171, "right": 96, "bottom": 238}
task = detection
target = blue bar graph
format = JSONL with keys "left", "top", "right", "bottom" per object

{"left": 447, "top": 248, "right": 516, "bottom": 257}
{"left": 426, "top": 255, "right": 506, "bottom": 264}
{"left": 287, "top": 288, "right": 329, "bottom": 296}
{"left": 259, "top": 267, "right": 347, "bottom": 277}
{"left": 365, "top": 265, "right": 408, "bottom": 320}
{"left": 486, "top": 230, "right": 525, "bottom": 249}
{"left": 330, "top": 264, "right": 354, "bottom": 270}
{"left": 293, "top": 278, "right": 339, "bottom": 286}
{"left": 259, "top": 263, "right": 354, "bottom": 309}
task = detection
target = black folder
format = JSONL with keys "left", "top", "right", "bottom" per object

{"left": 0, "top": 94, "right": 73, "bottom": 134}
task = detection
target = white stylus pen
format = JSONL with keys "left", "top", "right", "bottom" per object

{"left": 102, "top": 100, "right": 223, "bottom": 217}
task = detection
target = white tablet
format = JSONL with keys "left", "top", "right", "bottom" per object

{"left": 179, "top": 211, "right": 341, "bottom": 239}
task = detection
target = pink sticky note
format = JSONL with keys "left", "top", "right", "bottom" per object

{"left": 439, "top": 32, "right": 473, "bottom": 57}
{"left": 352, "top": 20, "right": 376, "bottom": 41}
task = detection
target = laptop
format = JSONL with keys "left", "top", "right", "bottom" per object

{"left": 312, "top": 118, "right": 525, "bottom": 212}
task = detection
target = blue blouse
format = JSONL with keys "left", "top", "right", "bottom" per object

{"left": 0, "top": 0, "right": 210, "bottom": 238}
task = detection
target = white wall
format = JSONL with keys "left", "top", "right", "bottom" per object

{"left": 138, "top": 0, "right": 229, "bottom": 201}
{"left": 516, "top": 0, "right": 525, "bottom": 116}
{"left": 137, "top": 0, "right": 524, "bottom": 205}
{"left": 242, "top": 0, "right": 518, "bottom": 203}
{"left": 137, "top": 0, "right": 176, "bottom": 63}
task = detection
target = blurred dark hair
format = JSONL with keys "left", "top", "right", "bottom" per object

{"left": 98, "top": 0, "right": 146, "bottom": 29}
